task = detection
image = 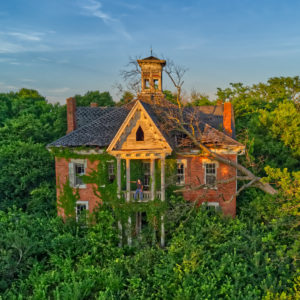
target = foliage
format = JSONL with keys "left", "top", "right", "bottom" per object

{"left": 57, "top": 180, "right": 80, "bottom": 218}
{"left": 117, "top": 91, "right": 134, "bottom": 106}
{"left": 0, "top": 77, "right": 299, "bottom": 299}
{"left": 74, "top": 91, "right": 115, "bottom": 107}
{"left": 163, "top": 90, "right": 177, "bottom": 104}
{"left": 0, "top": 141, "right": 54, "bottom": 211}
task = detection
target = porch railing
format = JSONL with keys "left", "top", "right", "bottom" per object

{"left": 123, "top": 191, "right": 161, "bottom": 202}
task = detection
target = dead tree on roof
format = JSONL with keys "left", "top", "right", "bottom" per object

{"left": 121, "top": 55, "right": 277, "bottom": 200}
{"left": 159, "top": 59, "right": 277, "bottom": 199}
{"left": 119, "top": 56, "right": 142, "bottom": 95}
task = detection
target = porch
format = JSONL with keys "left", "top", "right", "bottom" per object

{"left": 113, "top": 152, "right": 167, "bottom": 247}
{"left": 123, "top": 190, "right": 162, "bottom": 202}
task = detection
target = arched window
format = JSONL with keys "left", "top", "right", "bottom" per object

{"left": 136, "top": 126, "right": 144, "bottom": 141}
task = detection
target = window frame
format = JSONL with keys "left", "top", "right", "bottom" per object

{"left": 176, "top": 159, "right": 186, "bottom": 186}
{"left": 204, "top": 161, "right": 218, "bottom": 189}
{"left": 70, "top": 159, "right": 87, "bottom": 189}
{"left": 107, "top": 161, "right": 115, "bottom": 183}
{"left": 75, "top": 200, "right": 89, "bottom": 222}
{"left": 201, "top": 201, "right": 221, "bottom": 212}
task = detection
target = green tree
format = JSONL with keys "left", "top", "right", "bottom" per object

{"left": 117, "top": 90, "right": 134, "bottom": 106}
{"left": 74, "top": 91, "right": 115, "bottom": 107}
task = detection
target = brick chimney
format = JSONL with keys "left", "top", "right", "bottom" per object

{"left": 66, "top": 97, "right": 76, "bottom": 133}
{"left": 90, "top": 102, "right": 98, "bottom": 107}
{"left": 223, "top": 102, "right": 233, "bottom": 137}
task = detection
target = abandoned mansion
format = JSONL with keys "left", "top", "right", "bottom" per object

{"left": 48, "top": 56, "right": 245, "bottom": 246}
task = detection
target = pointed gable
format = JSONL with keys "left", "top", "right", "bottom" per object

{"left": 107, "top": 101, "right": 172, "bottom": 155}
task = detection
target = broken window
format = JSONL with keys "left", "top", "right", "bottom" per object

{"left": 177, "top": 162, "right": 185, "bottom": 185}
{"left": 136, "top": 126, "right": 144, "bottom": 141}
{"left": 108, "top": 162, "right": 115, "bottom": 183}
{"left": 75, "top": 201, "right": 88, "bottom": 222}
{"left": 201, "top": 201, "right": 221, "bottom": 215}
{"left": 205, "top": 163, "right": 216, "bottom": 186}
{"left": 75, "top": 163, "right": 85, "bottom": 186}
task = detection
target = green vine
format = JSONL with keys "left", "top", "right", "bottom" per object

{"left": 54, "top": 148, "right": 179, "bottom": 244}
{"left": 57, "top": 179, "right": 80, "bottom": 218}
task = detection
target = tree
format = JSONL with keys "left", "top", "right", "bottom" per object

{"left": 117, "top": 91, "right": 134, "bottom": 106}
{"left": 189, "top": 89, "right": 215, "bottom": 106}
{"left": 160, "top": 61, "right": 278, "bottom": 198}
{"left": 74, "top": 91, "right": 115, "bottom": 107}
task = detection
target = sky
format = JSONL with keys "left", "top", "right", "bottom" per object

{"left": 0, "top": 0, "right": 300, "bottom": 103}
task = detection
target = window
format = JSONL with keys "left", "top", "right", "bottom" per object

{"left": 144, "top": 79, "right": 150, "bottom": 89}
{"left": 69, "top": 159, "right": 87, "bottom": 188}
{"left": 177, "top": 162, "right": 185, "bottom": 185}
{"left": 201, "top": 202, "right": 221, "bottom": 214}
{"left": 205, "top": 163, "right": 216, "bottom": 186}
{"left": 75, "top": 163, "right": 85, "bottom": 186}
{"left": 75, "top": 201, "right": 89, "bottom": 222}
{"left": 136, "top": 126, "right": 144, "bottom": 141}
{"left": 108, "top": 162, "right": 115, "bottom": 183}
{"left": 153, "top": 79, "right": 159, "bottom": 89}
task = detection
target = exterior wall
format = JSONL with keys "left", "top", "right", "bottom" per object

{"left": 55, "top": 157, "right": 100, "bottom": 218}
{"left": 179, "top": 154, "right": 237, "bottom": 217}
{"left": 55, "top": 154, "right": 238, "bottom": 218}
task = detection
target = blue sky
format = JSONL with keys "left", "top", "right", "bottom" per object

{"left": 0, "top": 0, "right": 300, "bottom": 103}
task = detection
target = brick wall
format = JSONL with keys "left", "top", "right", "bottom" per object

{"left": 179, "top": 154, "right": 237, "bottom": 217}
{"left": 55, "top": 154, "right": 237, "bottom": 218}
{"left": 55, "top": 157, "right": 100, "bottom": 218}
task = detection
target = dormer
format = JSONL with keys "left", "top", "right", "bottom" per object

{"left": 137, "top": 56, "right": 166, "bottom": 95}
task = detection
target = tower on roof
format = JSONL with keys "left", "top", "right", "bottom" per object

{"left": 137, "top": 56, "right": 166, "bottom": 95}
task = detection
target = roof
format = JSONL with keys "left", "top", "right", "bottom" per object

{"left": 48, "top": 99, "right": 239, "bottom": 149}
{"left": 141, "top": 56, "right": 161, "bottom": 61}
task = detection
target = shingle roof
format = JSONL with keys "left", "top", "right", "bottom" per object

{"left": 76, "top": 107, "right": 115, "bottom": 128}
{"left": 48, "top": 99, "right": 239, "bottom": 149}
{"left": 48, "top": 102, "right": 134, "bottom": 147}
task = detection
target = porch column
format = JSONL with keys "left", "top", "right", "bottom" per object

{"left": 160, "top": 155, "right": 165, "bottom": 247}
{"left": 126, "top": 159, "right": 132, "bottom": 245}
{"left": 150, "top": 158, "right": 155, "bottom": 200}
{"left": 126, "top": 159, "right": 130, "bottom": 202}
{"left": 117, "top": 156, "right": 122, "bottom": 247}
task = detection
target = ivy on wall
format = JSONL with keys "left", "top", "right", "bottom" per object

{"left": 57, "top": 179, "right": 79, "bottom": 218}
{"left": 52, "top": 147, "right": 178, "bottom": 243}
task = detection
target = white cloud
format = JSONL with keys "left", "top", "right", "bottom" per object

{"left": 80, "top": 0, "right": 132, "bottom": 40}
{"left": 8, "top": 31, "right": 43, "bottom": 41}
{"left": 0, "top": 30, "right": 50, "bottom": 54}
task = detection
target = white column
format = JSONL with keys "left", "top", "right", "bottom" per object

{"left": 117, "top": 156, "right": 122, "bottom": 247}
{"left": 150, "top": 158, "right": 155, "bottom": 200}
{"left": 117, "top": 156, "right": 121, "bottom": 197}
{"left": 126, "top": 159, "right": 132, "bottom": 246}
{"left": 160, "top": 155, "right": 165, "bottom": 247}
{"left": 126, "top": 159, "right": 131, "bottom": 202}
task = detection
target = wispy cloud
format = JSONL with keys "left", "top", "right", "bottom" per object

{"left": 80, "top": 0, "right": 131, "bottom": 40}
{"left": 0, "top": 30, "right": 50, "bottom": 54}
{"left": 7, "top": 31, "right": 43, "bottom": 41}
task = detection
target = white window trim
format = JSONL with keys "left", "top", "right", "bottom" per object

{"left": 75, "top": 200, "right": 89, "bottom": 222}
{"left": 71, "top": 159, "right": 87, "bottom": 189}
{"left": 176, "top": 159, "right": 187, "bottom": 186}
{"left": 202, "top": 201, "right": 221, "bottom": 212}
{"left": 202, "top": 160, "right": 218, "bottom": 190}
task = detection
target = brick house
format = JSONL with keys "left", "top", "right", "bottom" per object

{"left": 48, "top": 56, "right": 245, "bottom": 246}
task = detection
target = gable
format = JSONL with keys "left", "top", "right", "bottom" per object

{"left": 107, "top": 101, "right": 172, "bottom": 154}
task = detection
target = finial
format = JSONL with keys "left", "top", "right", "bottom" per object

{"left": 150, "top": 45, "right": 152, "bottom": 56}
